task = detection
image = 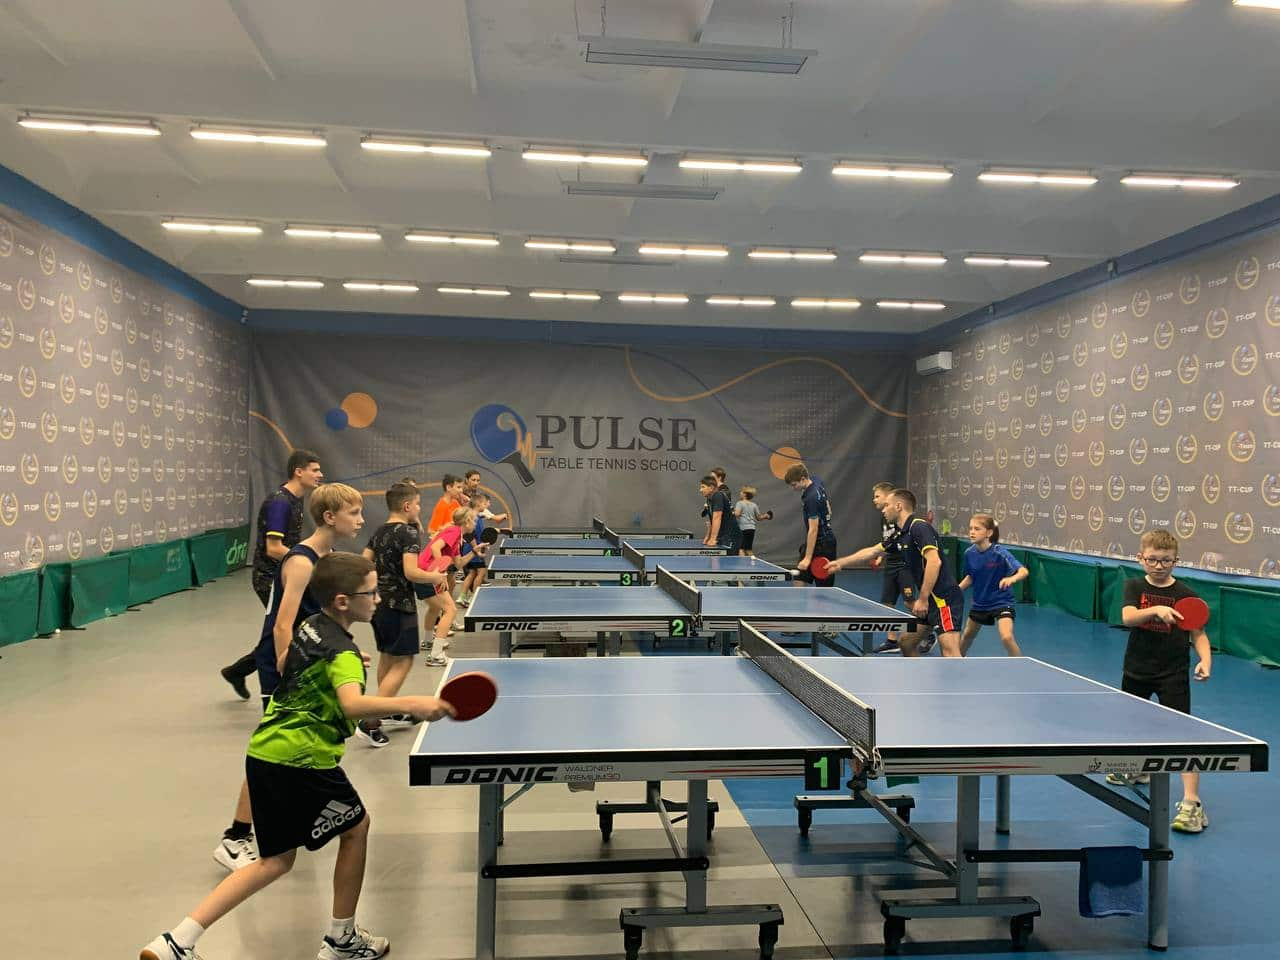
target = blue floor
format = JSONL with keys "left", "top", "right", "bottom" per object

{"left": 654, "top": 571, "right": 1279, "bottom": 959}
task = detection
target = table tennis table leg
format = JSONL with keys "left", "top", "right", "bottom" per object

{"left": 996, "top": 774, "right": 1011, "bottom": 835}
{"left": 500, "top": 630, "right": 513, "bottom": 657}
{"left": 1148, "top": 773, "right": 1170, "bottom": 950}
{"left": 955, "top": 775, "right": 981, "bottom": 903}
{"left": 685, "top": 780, "right": 709, "bottom": 912}
{"left": 476, "top": 783, "right": 501, "bottom": 960}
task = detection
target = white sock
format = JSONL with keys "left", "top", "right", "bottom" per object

{"left": 329, "top": 916, "right": 355, "bottom": 940}
{"left": 171, "top": 917, "right": 205, "bottom": 949}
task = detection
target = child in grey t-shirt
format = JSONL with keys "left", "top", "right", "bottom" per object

{"left": 735, "top": 486, "right": 772, "bottom": 557}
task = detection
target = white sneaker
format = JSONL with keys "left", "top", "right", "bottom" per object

{"left": 318, "top": 924, "right": 390, "bottom": 959}
{"left": 213, "top": 835, "right": 258, "bottom": 872}
{"left": 141, "top": 933, "right": 203, "bottom": 960}
{"left": 424, "top": 654, "right": 449, "bottom": 668}
{"left": 380, "top": 714, "right": 417, "bottom": 728}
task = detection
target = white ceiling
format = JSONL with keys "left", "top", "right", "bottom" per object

{"left": 1, "top": 0, "right": 1278, "bottom": 335}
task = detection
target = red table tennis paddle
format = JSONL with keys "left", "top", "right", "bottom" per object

{"left": 810, "top": 556, "right": 832, "bottom": 580}
{"left": 440, "top": 671, "right": 498, "bottom": 721}
{"left": 1174, "top": 596, "right": 1209, "bottom": 631}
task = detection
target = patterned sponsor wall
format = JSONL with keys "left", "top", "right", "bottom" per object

{"left": 908, "top": 227, "right": 1280, "bottom": 580}
{"left": 0, "top": 204, "right": 251, "bottom": 572}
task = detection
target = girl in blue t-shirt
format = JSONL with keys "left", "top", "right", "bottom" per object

{"left": 956, "top": 514, "right": 1028, "bottom": 656}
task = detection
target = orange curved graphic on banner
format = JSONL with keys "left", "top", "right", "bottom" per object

{"left": 624, "top": 346, "right": 907, "bottom": 419}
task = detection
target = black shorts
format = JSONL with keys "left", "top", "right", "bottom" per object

{"left": 245, "top": 755, "right": 366, "bottom": 858}
{"left": 922, "top": 586, "right": 964, "bottom": 634}
{"left": 1122, "top": 672, "right": 1191, "bottom": 715}
{"left": 879, "top": 565, "right": 915, "bottom": 607}
{"left": 798, "top": 539, "right": 838, "bottom": 586}
{"left": 740, "top": 530, "right": 757, "bottom": 550}
{"left": 372, "top": 606, "right": 419, "bottom": 656}
{"left": 968, "top": 606, "right": 1016, "bottom": 626}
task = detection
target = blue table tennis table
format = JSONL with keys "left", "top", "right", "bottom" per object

{"left": 411, "top": 626, "right": 1268, "bottom": 960}
{"left": 498, "top": 534, "right": 725, "bottom": 557}
{"left": 464, "top": 566, "right": 915, "bottom": 656}
{"left": 487, "top": 546, "right": 791, "bottom": 586}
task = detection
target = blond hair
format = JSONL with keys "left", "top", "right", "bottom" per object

{"left": 308, "top": 482, "right": 363, "bottom": 526}
{"left": 1140, "top": 530, "right": 1178, "bottom": 554}
{"left": 451, "top": 506, "right": 474, "bottom": 526}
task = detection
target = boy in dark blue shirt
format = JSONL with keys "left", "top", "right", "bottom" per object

{"left": 783, "top": 462, "right": 837, "bottom": 586}
{"left": 827, "top": 488, "right": 964, "bottom": 656}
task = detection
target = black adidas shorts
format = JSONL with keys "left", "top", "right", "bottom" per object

{"left": 246, "top": 756, "right": 366, "bottom": 858}
{"left": 968, "top": 606, "right": 1016, "bottom": 626}
{"left": 879, "top": 565, "right": 916, "bottom": 607}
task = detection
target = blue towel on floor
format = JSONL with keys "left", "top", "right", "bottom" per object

{"left": 1079, "top": 846, "right": 1144, "bottom": 918}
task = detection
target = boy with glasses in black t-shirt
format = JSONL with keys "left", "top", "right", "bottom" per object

{"left": 1114, "top": 530, "right": 1212, "bottom": 833}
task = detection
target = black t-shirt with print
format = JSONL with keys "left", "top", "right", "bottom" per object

{"left": 366, "top": 521, "right": 421, "bottom": 613}
{"left": 1122, "top": 576, "right": 1197, "bottom": 681}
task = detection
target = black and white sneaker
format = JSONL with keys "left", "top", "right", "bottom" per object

{"left": 141, "top": 933, "right": 203, "bottom": 960}
{"left": 318, "top": 925, "right": 390, "bottom": 959}
{"left": 355, "top": 722, "right": 390, "bottom": 747}
{"left": 380, "top": 714, "right": 416, "bottom": 729}
{"left": 213, "top": 835, "right": 258, "bottom": 871}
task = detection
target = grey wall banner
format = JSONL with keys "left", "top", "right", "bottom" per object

{"left": 0, "top": 204, "right": 251, "bottom": 572}
{"left": 249, "top": 335, "right": 910, "bottom": 558}
{"left": 908, "top": 226, "right": 1280, "bottom": 580}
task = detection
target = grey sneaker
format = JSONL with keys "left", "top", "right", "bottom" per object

{"left": 1171, "top": 800, "right": 1208, "bottom": 833}
{"left": 425, "top": 654, "right": 449, "bottom": 668}
{"left": 317, "top": 924, "right": 389, "bottom": 959}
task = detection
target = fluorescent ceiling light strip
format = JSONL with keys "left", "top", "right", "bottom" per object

{"left": 529, "top": 290, "right": 601, "bottom": 302}
{"left": 161, "top": 220, "right": 262, "bottom": 235}
{"left": 679, "top": 157, "right": 802, "bottom": 174}
{"left": 832, "top": 163, "right": 952, "bottom": 181}
{"left": 638, "top": 243, "right": 729, "bottom": 258}
{"left": 246, "top": 278, "right": 325, "bottom": 289}
{"left": 877, "top": 300, "right": 945, "bottom": 311}
{"left": 860, "top": 252, "right": 947, "bottom": 266}
{"left": 1121, "top": 173, "right": 1238, "bottom": 190}
{"left": 344, "top": 282, "right": 419, "bottom": 293}
{"left": 190, "top": 127, "right": 326, "bottom": 147}
{"left": 405, "top": 232, "right": 500, "bottom": 246}
{"left": 1234, "top": 1, "right": 1280, "bottom": 9}
{"left": 978, "top": 169, "right": 1098, "bottom": 187}
{"left": 19, "top": 115, "right": 160, "bottom": 137}
{"left": 285, "top": 227, "right": 382, "bottom": 241}
{"left": 437, "top": 286, "right": 510, "bottom": 297}
{"left": 525, "top": 238, "right": 617, "bottom": 254}
{"left": 964, "top": 255, "right": 1051, "bottom": 268}
{"left": 619, "top": 293, "right": 689, "bottom": 304}
{"left": 706, "top": 296, "right": 776, "bottom": 307}
{"left": 747, "top": 248, "right": 837, "bottom": 261}
{"left": 523, "top": 148, "right": 647, "bottom": 167}
{"left": 360, "top": 137, "right": 490, "bottom": 157}
{"left": 791, "top": 298, "right": 861, "bottom": 310}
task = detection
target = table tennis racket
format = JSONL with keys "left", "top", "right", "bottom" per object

{"left": 810, "top": 556, "right": 833, "bottom": 580}
{"left": 470, "top": 404, "right": 535, "bottom": 486}
{"left": 1173, "top": 596, "right": 1209, "bottom": 631}
{"left": 480, "top": 526, "right": 499, "bottom": 544}
{"left": 763, "top": 510, "right": 773, "bottom": 520}
{"left": 440, "top": 671, "right": 498, "bottom": 721}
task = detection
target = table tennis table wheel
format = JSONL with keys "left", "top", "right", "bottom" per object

{"left": 883, "top": 916, "right": 906, "bottom": 953}
{"left": 599, "top": 812, "right": 614, "bottom": 842}
{"left": 758, "top": 920, "right": 780, "bottom": 958}
{"left": 1010, "top": 914, "right": 1035, "bottom": 950}
{"left": 622, "top": 924, "right": 643, "bottom": 960}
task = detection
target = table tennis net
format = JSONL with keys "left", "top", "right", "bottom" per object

{"left": 737, "top": 620, "right": 880, "bottom": 774}
{"left": 655, "top": 565, "right": 701, "bottom": 614}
